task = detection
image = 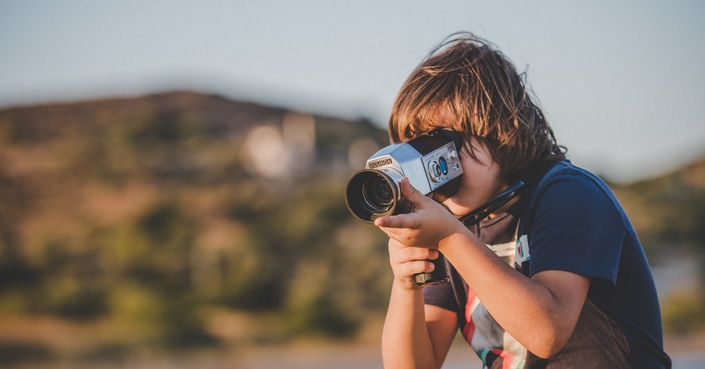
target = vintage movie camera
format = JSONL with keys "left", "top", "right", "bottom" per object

{"left": 345, "top": 129, "right": 525, "bottom": 287}
{"left": 345, "top": 129, "right": 464, "bottom": 285}
{"left": 345, "top": 129, "right": 464, "bottom": 223}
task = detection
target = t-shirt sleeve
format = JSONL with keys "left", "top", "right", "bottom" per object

{"left": 526, "top": 169, "right": 626, "bottom": 285}
{"left": 423, "top": 278, "right": 458, "bottom": 312}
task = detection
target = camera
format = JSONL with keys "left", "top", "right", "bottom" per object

{"left": 345, "top": 129, "right": 464, "bottom": 223}
{"left": 345, "top": 129, "right": 525, "bottom": 286}
{"left": 345, "top": 129, "right": 464, "bottom": 286}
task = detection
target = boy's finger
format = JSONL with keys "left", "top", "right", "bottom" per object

{"left": 375, "top": 212, "right": 409, "bottom": 229}
{"left": 375, "top": 214, "right": 402, "bottom": 228}
{"left": 399, "top": 177, "right": 426, "bottom": 206}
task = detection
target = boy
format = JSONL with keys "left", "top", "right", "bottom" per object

{"left": 375, "top": 33, "right": 671, "bottom": 368}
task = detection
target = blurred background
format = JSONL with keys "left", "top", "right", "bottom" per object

{"left": 0, "top": 1, "right": 704, "bottom": 368}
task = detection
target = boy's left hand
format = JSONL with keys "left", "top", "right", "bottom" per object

{"left": 374, "top": 177, "right": 464, "bottom": 248}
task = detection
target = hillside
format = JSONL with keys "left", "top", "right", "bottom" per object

{"left": 0, "top": 91, "right": 703, "bottom": 363}
{"left": 613, "top": 157, "right": 705, "bottom": 258}
{"left": 0, "top": 91, "right": 393, "bottom": 360}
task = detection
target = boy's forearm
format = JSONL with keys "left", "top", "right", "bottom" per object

{"left": 437, "top": 229, "right": 588, "bottom": 358}
{"left": 382, "top": 282, "right": 437, "bottom": 369}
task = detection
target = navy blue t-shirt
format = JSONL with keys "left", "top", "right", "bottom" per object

{"left": 425, "top": 161, "right": 672, "bottom": 368}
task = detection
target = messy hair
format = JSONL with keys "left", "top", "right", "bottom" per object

{"left": 388, "top": 32, "right": 565, "bottom": 184}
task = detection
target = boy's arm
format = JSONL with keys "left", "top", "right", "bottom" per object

{"left": 377, "top": 179, "right": 590, "bottom": 359}
{"left": 381, "top": 239, "right": 458, "bottom": 369}
{"left": 381, "top": 285, "right": 458, "bottom": 369}
{"left": 425, "top": 304, "right": 459, "bottom": 367}
{"left": 440, "top": 233, "right": 589, "bottom": 358}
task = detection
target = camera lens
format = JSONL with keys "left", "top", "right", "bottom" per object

{"left": 362, "top": 174, "right": 394, "bottom": 211}
{"left": 345, "top": 170, "right": 400, "bottom": 222}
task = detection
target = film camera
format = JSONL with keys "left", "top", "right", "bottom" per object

{"left": 345, "top": 129, "right": 464, "bottom": 223}
{"left": 345, "top": 129, "right": 465, "bottom": 286}
{"left": 345, "top": 129, "right": 526, "bottom": 286}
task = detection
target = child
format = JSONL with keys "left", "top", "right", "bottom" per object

{"left": 375, "top": 32, "right": 671, "bottom": 369}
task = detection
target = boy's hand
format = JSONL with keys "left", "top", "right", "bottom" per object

{"left": 374, "top": 177, "right": 463, "bottom": 249}
{"left": 386, "top": 238, "right": 438, "bottom": 290}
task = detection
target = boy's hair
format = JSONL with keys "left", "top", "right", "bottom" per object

{"left": 388, "top": 32, "right": 566, "bottom": 184}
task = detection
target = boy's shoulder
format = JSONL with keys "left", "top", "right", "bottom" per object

{"left": 521, "top": 160, "right": 629, "bottom": 232}
{"left": 532, "top": 160, "right": 614, "bottom": 201}
{"left": 540, "top": 160, "right": 603, "bottom": 185}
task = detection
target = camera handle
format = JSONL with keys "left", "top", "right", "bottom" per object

{"left": 414, "top": 181, "right": 525, "bottom": 286}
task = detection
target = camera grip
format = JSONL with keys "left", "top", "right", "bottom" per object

{"left": 414, "top": 252, "right": 449, "bottom": 286}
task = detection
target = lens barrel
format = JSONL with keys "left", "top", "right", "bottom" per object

{"left": 345, "top": 170, "right": 402, "bottom": 222}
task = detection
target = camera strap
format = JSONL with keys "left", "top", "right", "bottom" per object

{"left": 458, "top": 181, "right": 525, "bottom": 227}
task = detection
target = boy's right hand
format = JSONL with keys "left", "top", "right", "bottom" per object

{"left": 375, "top": 177, "right": 465, "bottom": 251}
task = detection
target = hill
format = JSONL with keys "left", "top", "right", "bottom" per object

{"left": 0, "top": 91, "right": 703, "bottom": 362}
{"left": 612, "top": 157, "right": 705, "bottom": 258}
{"left": 0, "top": 91, "right": 392, "bottom": 358}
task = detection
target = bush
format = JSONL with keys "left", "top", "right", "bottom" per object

{"left": 662, "top": 290, "right": 705, "bottom": 334}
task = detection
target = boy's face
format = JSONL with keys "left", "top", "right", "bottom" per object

{"left": 402, "top": 109, "right": 507, "bottom": 217}
{"left": 440, "top": 137, "right": 506, "bottom": 217}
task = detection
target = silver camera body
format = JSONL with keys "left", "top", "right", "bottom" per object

{"left": 345, "top": 129, "right": 464, "bottom": 223}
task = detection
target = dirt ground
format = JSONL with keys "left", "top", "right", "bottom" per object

{"left": 1, "top": 315, "right": 703, "bottom": 369}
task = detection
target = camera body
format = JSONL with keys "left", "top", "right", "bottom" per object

{"left": 345, "top": 129, "right": 464, "bottom": 286}
{"left": 345, "top": 129, "right": 464, "bottom": 223}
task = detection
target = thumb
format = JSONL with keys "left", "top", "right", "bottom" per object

{"left": 399, "top": 177, "right": 427, "bottom": 206}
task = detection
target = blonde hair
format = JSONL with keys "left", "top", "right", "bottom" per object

{"left": 389, "top": 32, "right": 565, "bottom": 183}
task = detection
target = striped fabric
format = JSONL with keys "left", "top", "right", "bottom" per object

{"left": 462, "top": 240, "right": 526, "bottom": 369}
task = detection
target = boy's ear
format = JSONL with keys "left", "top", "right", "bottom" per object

{"left": 463, "top": 137, "right": 495, "bottom": 166}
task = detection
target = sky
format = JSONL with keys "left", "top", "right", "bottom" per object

{"left": 1, "top": 0, "right": 704, "bottom": 183}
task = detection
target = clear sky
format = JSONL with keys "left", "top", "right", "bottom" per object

{"left": 1, "top": 0, "right": 704, "bottom": 183}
